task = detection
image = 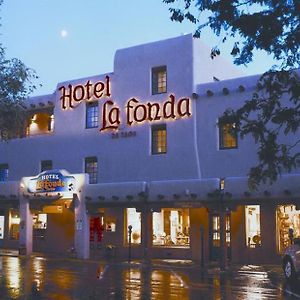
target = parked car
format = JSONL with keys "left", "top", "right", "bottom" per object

{"left": 282, "top": 238, "right": 300, "bottom": 282}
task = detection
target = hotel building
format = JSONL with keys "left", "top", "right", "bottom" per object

{"left": 0, "top": 34, "right": 299, "bottom": 264}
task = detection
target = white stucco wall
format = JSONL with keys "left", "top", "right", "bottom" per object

{"left": 0, "top": 34, "right": 299, "bottom": 193}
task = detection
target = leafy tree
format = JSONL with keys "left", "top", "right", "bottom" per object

{"left": 0, "top": 0, "right": 37, "bottom": 140}
{"left": 164, "top": 0, "right": 300, "bottom": 189}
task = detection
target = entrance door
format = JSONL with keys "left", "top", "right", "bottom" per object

{"left": 209, "top": 214, "right": 231, "bottom": 261}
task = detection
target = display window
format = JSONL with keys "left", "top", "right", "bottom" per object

{"left": 245, "top": 205, "right": 261, "bottom": 248}
{"left": 277, "top": 205, "right": 300, "bottom": 253}
{"left": 125, "top": 208, "right": 141, "bottom": 245}
{"left": 152, "top": 208, "right": 190, "bottom": 247}
{"left": 9, "top": 211, "right": 20, "bottom": 240}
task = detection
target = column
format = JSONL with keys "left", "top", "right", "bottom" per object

{"left": 74, "top": 193, "right": 90, "bottom": 259}
{"left": 141, "top": 207, "right": 152, "bottom": 260}
{"left": 19, "top": 196, "right": 33, "bottom": 256}
{"left": 219, "top": 209, "right": 228, "bottom": 270}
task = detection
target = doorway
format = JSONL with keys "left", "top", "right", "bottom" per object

{"left": 209, "top": 213, "right": 231, "bottom": 261}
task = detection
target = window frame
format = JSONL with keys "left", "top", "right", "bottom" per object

{"left": 86, "top": 101, "right": 99, "bottom": 129}
{"left": 218, "top": 118, "right": 238, "bottom": 150}
{"left": 85, "top": 156, "right": 98, "bottom": 184}
{"left": 151, "top": 66, "right": 167, "bottom": 95}
{"left": 151, "top": 124, "right": 167, "bottom": 155}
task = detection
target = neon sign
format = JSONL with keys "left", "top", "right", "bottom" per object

{"left": 59, "top": 76, "right": 192, "bottom": 131}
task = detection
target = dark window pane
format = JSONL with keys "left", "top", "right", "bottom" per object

{"left": 41, "top": 160, "right": 52, "bottom": 172}
{"left": 86, "top": 102, "right": 99, "bottom": 128}
{"left": 85, "top": 157, "right": 98, "bottom": 184}
{"left": 0, "top": 164, "right": 9, "bottom": 181}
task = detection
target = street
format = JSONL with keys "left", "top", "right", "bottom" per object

{"left": 0, "top": 255, "right": 299, "bottom": 299}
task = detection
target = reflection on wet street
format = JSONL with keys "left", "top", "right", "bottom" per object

{"left": 0, "top": 256, "right": 299, "bottom": 299}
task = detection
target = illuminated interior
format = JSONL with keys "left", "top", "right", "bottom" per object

{"left": 245, "top": 205, "right": 261, "bottom": 248}
{"left": 126, "top": 208, "right": 141, "bottom": 244}
{"left": 26, "top": 110, "right": 54, "bottom": 136}
{"left": 277, "top": 205, "right": 300, "bottom": 253}
{"left": 152, "top": 208, "right": 190, "bottom": 247}
{"left": 9, "top": 210, "right": 20, "bottom": 240}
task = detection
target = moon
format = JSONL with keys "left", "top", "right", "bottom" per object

{"left": 60, "top": 30, "right": 68, "bottom": 38}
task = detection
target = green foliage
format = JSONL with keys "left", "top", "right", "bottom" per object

{"left": 0, "top": 1, "right": 37, "bottom": 140}
{"left": 164, "top": 0, "right": 300, "bottom": 189}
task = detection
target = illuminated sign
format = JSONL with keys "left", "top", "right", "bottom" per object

{"left": 59, "top": 76, "right": 111, "bottom": 109}
{"left": 59, "top": 76, "right": 192, "bottom": 132}
{"left": 27, "top": 170, "right": 76, "bottom": 194}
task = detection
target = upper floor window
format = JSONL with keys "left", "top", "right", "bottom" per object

{"left": 152, "top": 124, "right": 167, "bottom": 155}
{"left": 0, "top": 164, "right": 9, "bottom": 181}
{"left": 86, "top": 102, "right": 98, "bottom": 128}
{"left": 85, "top": 156, "right": 98, "bottom": 184}
{"left": 219, "top": 119, "right": 238, "bottom": 149}
{"left": 41, "top": 160, "right": 52, "bottom": 172}
{"left": 26, "top": 109, "right": 54, "bottom": 137}
{"left": 152, "top": 66, "right": 167, "bottom": 94}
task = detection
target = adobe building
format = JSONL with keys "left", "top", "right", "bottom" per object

{"left": 0, "top": 34, "right": 299, "bottom": 264}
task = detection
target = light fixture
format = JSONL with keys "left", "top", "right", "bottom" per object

{"left": 219, "top": 178, "right": 225, "bottom": 191}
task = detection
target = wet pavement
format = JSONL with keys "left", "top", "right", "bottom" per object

{"left": 0, "top": 255, "right": 299, "bottom": 299}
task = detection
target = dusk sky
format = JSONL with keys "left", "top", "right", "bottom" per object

{"left": 2, "top": 0, "right": 276, "bottom": 96}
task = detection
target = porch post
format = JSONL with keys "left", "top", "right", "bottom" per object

{"left": 141, "top": 207, "right": 152, "bottom": 260}
{"left": 19, "top": 195, "right": 33, "bottom": 256}
{"left": 74, "top": 192, "right": 90, "bottom": 259}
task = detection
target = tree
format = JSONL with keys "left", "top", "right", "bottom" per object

{"left": 164, "top": 0, "right": 300, "bottom": 189}
{"left": 0, "top": 0, "right": 37, "bottom": 140}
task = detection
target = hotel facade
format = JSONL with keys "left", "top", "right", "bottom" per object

{"left": 0, "top": 34, "right": 299, "bottom": 264}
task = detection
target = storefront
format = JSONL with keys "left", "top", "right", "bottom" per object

{"left": 0, "top": 34, "right": 299, "bottom": 263}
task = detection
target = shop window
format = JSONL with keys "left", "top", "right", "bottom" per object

{"left": 0, "top": 164, "right": 9, "bottom": 181}
{"left": 33, "top": 214, "right": 47, "bottom": 239}
{"left": 151, "top": 124, "right": 167, "bottom": 155}
{"left": 219, "top": 119, "right": 237, "bottom": 149}
{"left": 41, "top": 160, "right": 52, "bottom": 172}
{"left": 126, "top": 208, "right": 141, "bottom": 245}
{"left": 85, "top": 156, "right": 98, "bottom": 184}
{"left": 0, "top": 215, "right": 4, "bottom": 239}
{"left": 245, "top": 205, "right": 261, "bottom": 248}
{"left": 9, "top": 211, "right": 20, "bottom": 240}
{"left": 105, "top": 216, "right": 116, "bottom": 232}
{"left": 152, "top": 66, "right": 167, "bottom": 94}
{"left": 277, "top": 205, "right": 300, "bottom": 253}
{"left": 27, "top": 111, "right": 54, "bottom": 136}
{"left": 152, "top": 208, "right": 190, "bottom": 247}
{"left": 86, "top": 102, "right": 99, "bottom": 128}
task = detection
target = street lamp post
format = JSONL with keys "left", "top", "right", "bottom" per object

{"left": 128, "top": 225, "right": 132, "bottom": 263}
{"left": 219, "top": 178, "right": 228, "bottom": 271}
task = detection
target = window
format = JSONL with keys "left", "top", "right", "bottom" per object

{"left": 0, "top": 164, "right": 8, "bottom": 181}
{"left": 152, "top": 208, "right": 190, "bottom": 247}
{"left": 152, "top": 66, "right": 167, "bottom": 94}
{"left": 41, "top": 160, "right": 52, "bottom": 172}
{"left": 86, "top": 102, "right": 99, "bottom": 128}
{"left": 151, "top": 124, "right": 167, "bottom": 154}
{"left": 26, "top": 110, "right": 54, "bottom": 136}
{"left": 277, "top": 205, "right": 300, "bottom": 253}
{"left": 245, "top": 205, "right": 261, "bottom": 248}
{"left": 126, "top": 208, "right": 141, "bottom": 245}
{"left": 9, "top": 210, "right": 20, "bottom": 240}
{"left": 85, "top": 157, "right": 98, "bottom": 184}
{"left": 219, "top": 119, "right": 237, "bottom": 149}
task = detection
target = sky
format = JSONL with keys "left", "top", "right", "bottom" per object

{"left": 1, "top": 0, "right": 277, "bottom": 97}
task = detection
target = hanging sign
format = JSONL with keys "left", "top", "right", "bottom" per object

{"left": 27, "top": 170, "right": 76, "bottom": 194}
